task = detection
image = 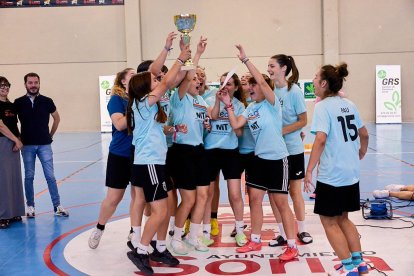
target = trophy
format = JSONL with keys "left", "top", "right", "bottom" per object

{"left": 174, "top": 14, "right": 197, "bottom": 70}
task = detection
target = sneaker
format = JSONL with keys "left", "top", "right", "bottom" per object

{"left": 279, "top": 246, "right": 298, "bottom": 261}
{"left": 328, "top": 266, "right": 359, "bottom": 276}
{"left": 184, "top": 237, "right": 209, "bottom": 252}
{"left": 168, "top": 229, "right": 174, "bottom": 237}
{"left": 372, "top": 190, "right": 389, "bottom": 199}
{"left": 210, "top": 218, "right": 219, "bottom": 236}
{"left": 150, "top": 248, "right": 179, "bottom": 266}
{"left": 269, "top": 235, "right": 287, "bottom": 247}
{"left": 55, "top": 205, "right": 69, "bottom": 217}
{"left": 26, "top": 206, "right": 35, "bottom": 218}
{"left": 230, "top": 225, "right": 247, "bottom": 238}
{"left": 200, "top": 236, "right": 214, "bottom": 247}
{"left": 170, "top": 238, "right": 188, "bottom": 255}
{"left": 235, "top": 233, "right": 248, "bottom": 246}
{"left": 297, "top": 231, "right": 313, "bottom": 244}
{"left": 88, "top": 228, "right": 104, "bottom": 249}
{"left": 384, "top": 184, "right": 405, "bottom": 192}
{"left": 236, "top": 240, "right": 261, "bottom": 253}
{"left": 150, "top": 240, "right": 157, "bottom": 250}
{"left": 357, "top": 262, "right": 369, "bottom": 274}
{"left": 127, "top": 250, "right": 153, "bottom": 275}
{"left": 127, "top": 241, "right": 135, "bottom": 251}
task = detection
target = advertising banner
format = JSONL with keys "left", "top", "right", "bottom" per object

{"left": 99, "top": 75, "right": 115, "bottom": 133}
{"left": 0, "top": 0, "right": 123, "bottom": 8}
{"left": 376, "top": 65, "right": 401, "bottom": 124}
{"left": 298, "top": 79, "right": 316, "bottom": 101}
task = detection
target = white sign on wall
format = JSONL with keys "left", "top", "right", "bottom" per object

{"left": 376, "top": 65, "right": 401, "bottom": 124}
{"left": 99, "top": 75, "right": 116, "bottom": 132}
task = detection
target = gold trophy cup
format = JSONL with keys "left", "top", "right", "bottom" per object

{"left": 174, "top": 14, "right": 197, "bottom": 70}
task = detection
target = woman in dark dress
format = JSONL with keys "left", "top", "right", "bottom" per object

{"left": 0, "top": 76, "right": 25, "bottom": 229}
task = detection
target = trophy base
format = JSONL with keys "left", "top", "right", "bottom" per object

{"left": 181, "top": 64, "right": 195, "bottom": 71}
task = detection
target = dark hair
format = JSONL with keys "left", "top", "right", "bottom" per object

{"left": 0, "top": 76, "right": 11, "bottom": 102}
{"left": 24, "top": 72, "right": 40, "bottom": 83}
{"left": 221, "top": 72, "right": 247, "bottom": 107}
{"left": 126, "top": 72, "right": 167, "bottom": 135}
{"left": 137, "top": 60, "right": 168, "bottom": 75}
{"left": 248, "top": 74, "right": 274, "bottom": 90}
{"left": 111, "top": 68, "right": 134, "bottom": 98}
{"left": 270, "top": 54, "right": 299, "bottom": 90}
{"left": 320, "top": 63, "right": 348, "bottom": 94}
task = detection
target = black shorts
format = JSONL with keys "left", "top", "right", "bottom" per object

{"left": 170, "top": 143, "right": 210, "bottom": 190}
{"left": 288, "top": 153, "right": 305, "bottom": 180}
{"left": 130, "top": 164, "right": 168, "bottom": 202}
{"left": 165, "top": 147, "right": 174, "bottom": 191}
{"left": 206, "top": 148, "right": 241, "bottom": 181}
{"left": 105, "top": 152, "right": 131, "bottom": 189}
{"left": 314, "top": 181, "right": 360, "bottom": 217}
{"left": 239, "top": 152, "right": 255, "bottom": 182}
{"left": 246, "top": 156, "right": 289, "bottom": 194}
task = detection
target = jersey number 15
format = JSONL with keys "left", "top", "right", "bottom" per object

{"left": 337, "top": 115, "right": 358, "bottom": 142}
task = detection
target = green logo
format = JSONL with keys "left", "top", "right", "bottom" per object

{"left": 384, "top": 90, "right": 401, "bottom": 111}
{"left": 101, "top": 80, "right": 110, "bottom": 89}
{"left": 303, "top": 82, "right": 316, "bottom": 100}
{"left": 377, "top": 70, "right": 386, "bottom": 79}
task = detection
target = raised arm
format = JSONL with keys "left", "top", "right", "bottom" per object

{"left": 148, "top": 32, "right": 177, "bottom": 77}
{"left": 147, "top": 45, "right": 191, "bottom": 106}
{"left": 178, "top": 36, "right": 208, "bottom": 99}
{"left": 235, "top": 44, "right": 275, "bottom": 105}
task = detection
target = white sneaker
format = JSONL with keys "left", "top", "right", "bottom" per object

{"left": 384, "top": 184, "right": 405, "bottom": 192}
{"left": 55, "top": 205, "right": 69, "bottom": 217}
{"left": 373, "top": 190, "right": 390, "bottom": 199}
{"left": 184, "top": 237, "right": 209, "bottom": 252}
{"left": 170, "top": 238, "right": 188, "bottom": 255}
{"left": 88, "top": 228, "right": 104, "bottom": 249}
{"left": 26, "top": 206, "right": 35, "bottom": 218}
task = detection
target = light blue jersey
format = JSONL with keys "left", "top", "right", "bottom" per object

{"left": 132, "top": 98, "right": 167, "bottom": 165}
{"left": 170, "top": 91, "right": 209, "bottom": 146}
{"left": 204, "top": 97, "right": 244, "bottom": 150}
{"left": 161, "top": 89, "right": 174, "bottom": 147}
{"left": 275, "top": 84, "right": 307, "bottom": 155}
{"left": 242, "top": 99, "right": 288, "bottom": 160}
{"left": 311, "top": 96, "right": 364, "bottom": 187}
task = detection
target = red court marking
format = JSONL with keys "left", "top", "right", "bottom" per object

{"left": 43, "top": 213, "right": 129, "bottom": 275}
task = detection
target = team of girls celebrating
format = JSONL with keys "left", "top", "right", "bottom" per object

{"left": 89, "top": 32, "right": 368, "bottom": 276}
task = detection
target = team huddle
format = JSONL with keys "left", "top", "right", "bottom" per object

{"left": 87, "top": 33, "right": 369, "bottom": 276}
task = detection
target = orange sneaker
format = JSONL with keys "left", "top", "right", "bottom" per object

{"left": 279, "top": 246, "right": 298, "bottom": 261}
{"left": 236, "top": 240, "right": 262, "bottom": 253}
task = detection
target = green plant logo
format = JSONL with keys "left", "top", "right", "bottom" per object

{"left": 303, "top": 82, "right": 316, "bottom": 99}
{"left": 101, "top": 80, "right": 110, "bottom": 90}
{"left": 384, "top": 91, "right": 401, "bottom": 111}
{"left": 377, "top": 70, "right": 386, "bottom": 79}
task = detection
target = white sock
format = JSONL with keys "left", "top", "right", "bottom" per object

{"left": 235, "top": 220, "right": 245, "bottom": 234}
{"left": 173, "top": 226, "right": 183, "bottom": 240}
{"left": 297, "top": 220, "right": 306, "bottom": 234}
{"left": 136, "top": 242, "right": 148, "bottom": 255}
{"left": 203, "top": 223, "right": 211, "bottom": 238}
{"left": 277, "top": 223, "right": 287, "bottom": 239}
{"left": 251, "top": 233, "right": 261, "bottom": 243}
{"left": 156, "top": 240, "right": 166, "bottom": 253}
{"left": 287, "top": 239, "right": 297, "bottom": 248}
{"left": 189, "top": 222, "right": 201, "bottom": 241}
{"left": 169, "top": 216, "right": 175, "bottom": 229}
{"left": 131, "top": 226, "right": 141, "bottom": 248}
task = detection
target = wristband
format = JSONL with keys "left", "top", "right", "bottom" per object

{"left": 164, "top": 46, "right": 173, "bottom": 51}
{"left": 241, "top": 57, "right": 249, "bottom": 64}
{"left": 176, "top": 58, "right": 185, "bottom": 65}
{"left": 224, "top": 103, "right": 233, "bottom": 110}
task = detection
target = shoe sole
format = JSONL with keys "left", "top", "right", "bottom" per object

{"left": 127, "top": 251, "right": 154, "bottom": 275}
{"left": 149, "top": 255, "right": 179, "bottom": 267}
{"left": 55, "top": 214, "right": 69, "bottom": 217}
{"left": 26, "top": 215, "right": 35, "bottom": 218}
{"left": 269, "top": 242, "right": 287, "bottom": 247}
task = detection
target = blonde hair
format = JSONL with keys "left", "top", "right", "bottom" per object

{"left": 111, "top": 68, "right": 134, "bottom": 99}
